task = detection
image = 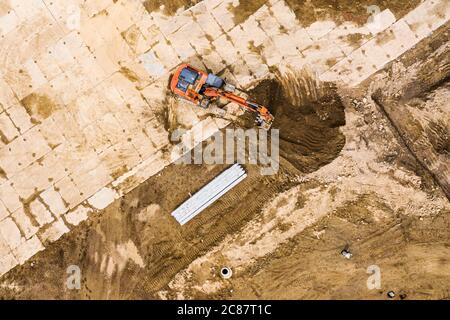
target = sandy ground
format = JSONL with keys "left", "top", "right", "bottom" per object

{"left": 0, "top": 1, "right": 449, "bottom": 300}
{"left": 157, "top": 24, "right": 450, "bottom": 299}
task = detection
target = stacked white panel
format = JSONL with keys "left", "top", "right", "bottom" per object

{"left": 171, "top": 164, "right": 247, "bottom": 225}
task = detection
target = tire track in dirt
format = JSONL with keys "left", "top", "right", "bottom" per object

{"left": 134, "top": 166, "right": 294, "bottom": 296}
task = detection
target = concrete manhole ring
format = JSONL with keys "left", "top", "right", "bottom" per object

{"left": 220, "top": 267, "right": 232, "bottom": 279}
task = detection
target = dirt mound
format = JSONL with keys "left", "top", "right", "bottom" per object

{"left": 248, "top": 70, "right": 346, "bottom": 173}
{"left": 427, "top": 119, "right": 450, "bottom": 156}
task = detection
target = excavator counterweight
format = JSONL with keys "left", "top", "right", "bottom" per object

{"left": 170, "top": 64, "right": 274, "bottom": 130}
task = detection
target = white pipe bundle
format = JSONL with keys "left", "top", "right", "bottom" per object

{"left": 171, "top": 164, "right": 247, "bottom": 225}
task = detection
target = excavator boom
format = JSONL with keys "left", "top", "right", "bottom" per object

{"left": 203, "top": 88, "right": 274, "bottom": 129}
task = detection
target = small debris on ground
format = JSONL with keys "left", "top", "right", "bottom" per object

{"left": 341, "top": 249, "right": 353, "bottom": 259}
{"left": 387, "top": 291, "right": 396, "bottom": 299}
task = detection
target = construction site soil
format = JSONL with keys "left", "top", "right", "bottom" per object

{"left": 0, "top": 68, "right": 348, "bottom": 300}
{"left": 247, "top": 73, "right": 346, "bottom": 173}
{"left": 0, "top": 1, "right": 449, "bottom": 300}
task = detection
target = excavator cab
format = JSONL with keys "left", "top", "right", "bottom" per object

{"left": 175, "top": 67, "right": 199, "bottom": 92}
{"left": 170, "top": 64, "right": 274, "bottom": 130}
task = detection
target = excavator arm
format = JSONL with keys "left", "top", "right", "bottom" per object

{"left": 203, "top": 87, "right": 274, "bottom": 129}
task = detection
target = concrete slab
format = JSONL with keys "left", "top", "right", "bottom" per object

{"left": 11, "top": 208, "right": 39, "bottom": 239}
{"left": 30, "top": 199, "right": 54, "bottom": 227}
{"left": 0, "top": 182, "right": 22, "bottom": 213}
{"left": 82, "top": 0, "right": 113, "bottom": 17}
{"left": 65, "top": 205, "right": 90, "bottom": 227}
{"left": 204, "top": 0, "right": 224, "bottom": 11}
{"left": 34, "top": 49, "right": 64, "bottom": 82}
{"left": 213, "top": 34, "right": 240, "bottom": 65}
{"left": 230, "top": 60, "right": 253, "bottom": 88}
{"left": 0, "top": 217, "right": 23, "bottom": 250}
{"left": 137, "top": 14, "right": 162, "bottom": 44}
{"left": 106, "top": 0, "right": 140, "bottom": 33}
{"left": 2, "top": 65, "right": 36, "bottom": 101}
{"left": 301, "top": 39, "right": 346, "bottom": 75}
{"left": 242, "top": 52, "right": 270, "bottom": 79}
{"left": 91, "top": 44, "right": 121, "bottom": 76}
{"left": 0, "top": 76, "right": 18, "bottom": 111}
{"left": 153, "top": 41, "right": 182, "bottom": 71}
{"left": 0, "top": 112, "right": 19, "bottom": 142}
{"left": 190, "top": 30, "right": 213, "bottom": 56}
{"left": 12, "top": 234, "right": 43, "bottom": 264}
{"left": 152, "top": 9, "right": 193, "bottom": 37}
{"left": 39, "top": 219, "right": 69, "bottom": 243}
{"left": 144, "top": 120, "right": 170, "bottom": 150}
{"left": 403, "top": 3, "right": 434, "bottom": 41}
{"left": 366, "top": 9, "right": 396, "bottom": 35}
{"left": 256, "top": 6, "right": 282, "bottom": 37}
{"left": 166, "top": 23, "right": 198, "bottom": 60}
{"left": 260, "top": 39, "right": 283, "bottom": 67}
{"left": 83, "top": 123, "right": 112, "bottom": 154}
{"left": 191, "top": 4, "right": 224, "bottom": 41}
{"left": 270, "top": 0, "right": 298, "bottom": 31}
{"left": 341, "top": 48, "right": 379, "bottom": 86}
{"left": 9, "top": 166, "right": 36, "bottom": 199}
{"left": 326, "top": 22, "right": 373, "bottom": 56}
{"left": 0, "top": 140, "right": 26, "bottom": 176}
{"left": 41, "top": 187, "right": 68, "bottom": 217}
{"left": 129, "top": 131, "right": 157, "bottom": 160}
{"left": 10, "top": 0, "right": 48, "bottom": 21}
{"left": 289, "top": 26, "right": 314, "bottom": 52}
{"left": 227, "top": 25, "right": 252, "bottom": 55}
{"left": 99, "top": 142, "right": 141, "bottom": 179}
{"left": 203, "top": 50, "right": 227, "bottom": 74}
{"left": 140, "top": 80, "right": 169, "bottom": 106}
{"left": 376, "top": 19, "right": 417, "bottom": 60}
{"left": 241, "top": 16, "right": 269, "bottom": 47}
{"left": 40, "top": 150, "right": 68, "bottom": 184}
{"left": 271, "top": 33, "right": 301, "bottom": 58}
{"left": 21, "top": 127, "right": 52, "bottom": 163}
{"left": 71, "top": 164, "right": 112, "bottom": 200}
{"left": 0, "top": 201, "right": 8, "bottom": 221}
{"left": 421, "top": 0, "right": 450, "bottom": 31}
{"left": 211, "top": 0, "right": 236, "bottom": 32}
{"left": 360, "top": 38, "right": 391, "bottom": 69}
{"left": 0, "top": 252, "right": 18, "bottom": 276}
{"left": 306, "top": 21, "right": 337, "bottom": 40}
{"left": 54, "top": 175, "right": 84, "bottom": 209}
{"left": 101, "top": 32, "right": 135, "bottom": 66}
{"left": 88, "top": 187, "right": 117, "bottom": 210}
{"left": 0, "top": 10, "right": 19, "bottom": 37}
{"left": 6, "top": 104, "right": 34, "bottom": 135}
{"left": 23, "top": 59, "right": 47, "bottom": 90}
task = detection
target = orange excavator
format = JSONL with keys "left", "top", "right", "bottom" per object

{"left": 170, "top": 64, "right": 274, "bottom": 130}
